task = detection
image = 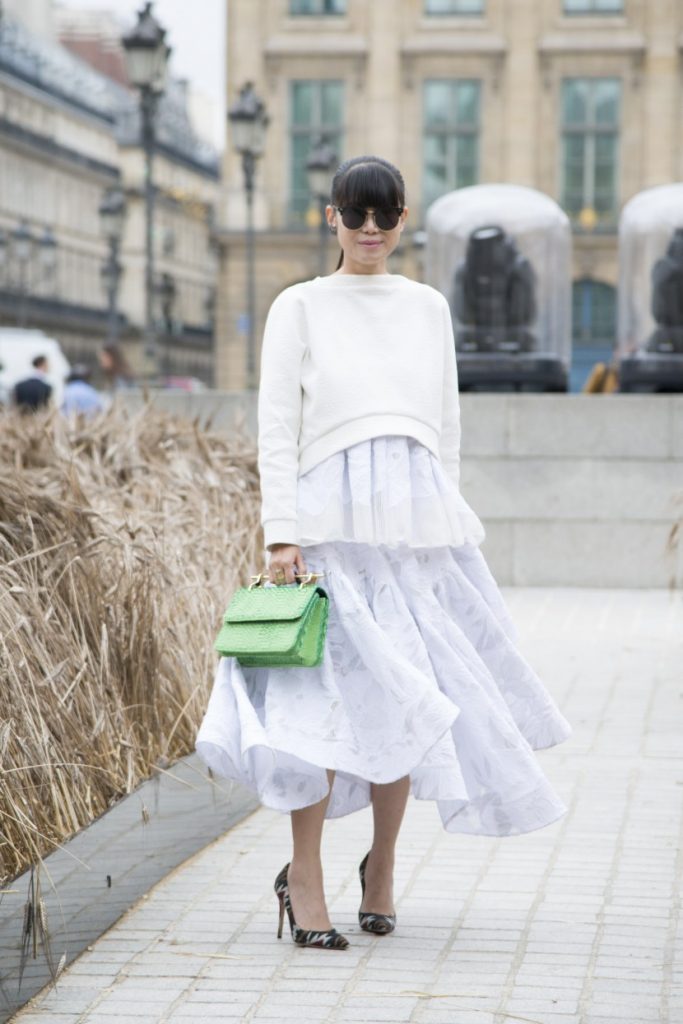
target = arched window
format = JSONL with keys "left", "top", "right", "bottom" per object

{"left": 571, "top": 279, "right": 617, "bottom": 390}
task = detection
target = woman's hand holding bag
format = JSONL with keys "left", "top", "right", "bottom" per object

{"left": 267, "top": 543, "right": 307, "bottom": 585}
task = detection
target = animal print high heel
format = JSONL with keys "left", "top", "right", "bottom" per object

{"left": 274, "top": 863, "right": 349, "bottom": 950}
{"left": 358, "top": 851, "right": 396, "bottom": 935}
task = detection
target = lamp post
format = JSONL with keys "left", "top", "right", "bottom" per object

{"left": 158, "top": 271, "right": 177, "bottom": 376}
{"left": 228, "top": 81, "right": 269, "bottom": 389}
{"left": 122, "top": 2, "right": 171, "bottom": 373}
{"left": 306, "top": 139, "right": 337, "bottom": 276}
{"left": 99, "top": 187, "right": 126, "bottom": 344}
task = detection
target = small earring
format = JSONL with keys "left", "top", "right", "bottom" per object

{"left": 329, "top": 225, "right": 337, "bottom": 234}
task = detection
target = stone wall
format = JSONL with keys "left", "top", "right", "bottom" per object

{"left": 458, "top": 394, "right": 682, "bottom": 589}
{"left": 124, "top": 392, "right": 683, "bottom": 589}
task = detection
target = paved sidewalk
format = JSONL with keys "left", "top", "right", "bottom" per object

{"left": 14, "top": 588, "right": 683, "bottom": 1024}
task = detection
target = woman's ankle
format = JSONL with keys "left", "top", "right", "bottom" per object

{"left": 288, "top": 857, "right": 324, "bottom": 885}
{"left": 367, "top": 846, "right": 395, "bottom": 870}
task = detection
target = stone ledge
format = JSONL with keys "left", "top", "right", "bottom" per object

{"left": 401, "top": 32, "right": 506, "bottom": 55}
{"left": 481, "top": 519, "right": 681, "bottom": 588}
{"left": 459, "top": 394, "right": 682, "bottom": 459}
{"left": 462, "top": 456, "right": 680, "bottom": 521}
{"left": 538, "top": 30, "right": 646, "bottom": 55}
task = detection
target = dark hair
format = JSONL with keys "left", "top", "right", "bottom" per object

{"left": 32, "top": 354, "right": 47, "bottom": 369}
{"left": 100, "top": 343, "right": 132, "bottom": 381}
{"left": 330, "top": 156, "right": 406, "bottom": 270}
{"left": 67, "top": 363, "right": 92, "bottom": 384}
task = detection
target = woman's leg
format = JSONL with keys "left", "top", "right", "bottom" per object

{"left": 360, "top": 775, "right": 411, "bottom": 915}
{"left": 287, "top": 769, "right": 335, "bottom": 931}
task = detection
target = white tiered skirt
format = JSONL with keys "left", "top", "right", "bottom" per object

{"left": 196, "top": 436, "right": 572, "bottom": 837}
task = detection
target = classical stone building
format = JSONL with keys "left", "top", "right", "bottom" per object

{"left": 0, "top": 4, "right": 220, "bottom": 383}
{"left": 219, "top": 0, "right": 683, "bottom": 389}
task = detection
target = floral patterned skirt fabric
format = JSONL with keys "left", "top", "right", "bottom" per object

{"left": 196, "top": 438, "right": 572, "bottom": 837}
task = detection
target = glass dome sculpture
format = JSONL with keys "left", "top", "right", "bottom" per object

{"left": 618, "top": 184, "right": 683, "bottom": 393}
{"left": 425, "top": 184, "right": 572, "bottom": 391}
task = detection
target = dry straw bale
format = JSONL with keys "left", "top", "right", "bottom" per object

{"left": 0, "top": 400, "right": 261, "bottom": 884}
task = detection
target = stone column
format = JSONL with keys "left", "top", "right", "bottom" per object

{"left": 501, "top": 0, "right": 541, "bottom": 186}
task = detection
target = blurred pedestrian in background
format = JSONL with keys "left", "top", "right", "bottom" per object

{"left": 13, "top": 354, "right": 52, "bottom": 412}
{"left": 61, "top": 364, "right": 106, "bottom": 418}
{"left": 99, "top": 344, "right": 134, "bottom": 391}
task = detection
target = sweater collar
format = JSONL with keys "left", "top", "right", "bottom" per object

{"left": 314, "top": 273, "right": 406, "bottom": 286}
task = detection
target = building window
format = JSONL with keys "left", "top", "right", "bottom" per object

{"left": 563, "top": 0, "right": 623, "bottom": 13}
{"left": 289, "top": 80, "right": 344, "bottom": 223}
{"left": 570, "top": 279, "right": 616, "bottom": 390}
{"left": 561, "top": 78, "right": 621, "bottom": 223}
{"left": 423, "top": 80, "right": 480, "bottom": 214}
{"left": 290, "top": 0, "right": 346, "bottom": 13}
{"left": 573, "top": 279, "right": 616, "bottom": 345}
{"left": 425, "top": 0, "right": 484, "bottom": 13}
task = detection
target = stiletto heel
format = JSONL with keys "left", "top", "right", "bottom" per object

{"left": 358, "top": 851, "right": 396, "bottom": 935}
{"left": 274, "top": 863, "right": 349, "bottom": 950}
{"left": 276, "top": 892, "right": 285, "bottom": 939}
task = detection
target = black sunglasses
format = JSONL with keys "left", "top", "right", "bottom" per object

{"left": 335, "top": 205, "right": 404, "bottom": 231}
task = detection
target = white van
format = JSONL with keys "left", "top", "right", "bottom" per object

{"left": 0, "top": 329, "right": 71, "bottom": 408}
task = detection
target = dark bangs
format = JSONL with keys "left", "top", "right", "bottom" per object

{"left": 333, "top": 161, "right": 404, "bottom": 209}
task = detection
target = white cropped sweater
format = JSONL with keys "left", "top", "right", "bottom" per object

{"left": 257, "top": 272, "right": 462, "bottom": 549}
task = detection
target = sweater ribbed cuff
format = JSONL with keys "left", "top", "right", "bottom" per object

{"left": 263, "top": 518, "right": 299, "bottom": 549}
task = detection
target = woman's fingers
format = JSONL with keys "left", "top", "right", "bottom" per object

{"left": 284, "top": 561, "right": 297, "bottom": 584}
{"left": 268, "top": 545, "right": 304, "bottom": 585}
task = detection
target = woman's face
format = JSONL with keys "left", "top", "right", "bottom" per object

{"left": 326, "top": 202, "right": 408, "bottom": 273}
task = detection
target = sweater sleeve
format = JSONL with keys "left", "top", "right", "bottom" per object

{"left": 439, "top": 297, "right": 461, "bottom": 488}
{"left": 257, "top": 288, "right": 306, "bottom": 549}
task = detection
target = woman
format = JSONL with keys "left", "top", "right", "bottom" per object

{"left": 98, "top": 344, "right": 133, "bottom": 391}
{"left": 196, "top": 155, "right": 571, "bottom": 951}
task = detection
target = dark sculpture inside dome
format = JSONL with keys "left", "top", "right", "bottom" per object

{"left": 451, "top": 225, "right": 537, "bottom": 354}
{"left": 647, "top": 226, "right": 683, "bottom": 355}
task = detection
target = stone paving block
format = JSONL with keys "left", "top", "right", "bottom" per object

{"left": 333, "top": 1004, "right": 418, "bottom": 1023}
{"left": 167, "top": 1017, "right": 246, "bottom": 1024}
{"left": 80, "top": 1016, "right": 159, "bottom": 1024}
{"left": 21, "top": 989, "right": 102, "bottom": 1013}
{"left": 167, "top": 1001, "right": 257, "bottom": 1018}
{"left": 417, "top": 1014, "right": 496, "bottom": 1024}
{"left": 582, "top": 1014, "right": 661, "bottom": 1023}
{"left": 79, "top": 1000, "right": 172, "bottom": 1017}
{"left": 13, "top": 1017, "right": 80, "bottom": 1024}
{"left": 248, "top": 1005, "right": 328, "bottom": 1020}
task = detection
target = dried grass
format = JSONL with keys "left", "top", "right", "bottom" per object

{"left": 0, "top": 399, "right": 261, "bottom": 884}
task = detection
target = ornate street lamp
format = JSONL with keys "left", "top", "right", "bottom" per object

{"left": 158, "top": 270, "right": 177, "bottom": 375}
{"left": 122, "top": 2, "right": 171, "bottom": 372}
{"left": 12, "top": 221, "right": 34, "bottom": 327}
{"left": 0, "top": 230, "right": 8, "bottom": 285}
{"left": 4, "top": 221, "right": 59, "bottom": 326}
{"left": 228, "top": 81, "right": 269, "bottom": 389}
{"left": 306, "top": 138, "right": 337, "bottom": 276}
{"left": 38, "top": 226, "right": 58, "bottom": 294}
{"left": 12, "top": 220, "right": 34, "bottom": 264}
{"left": 99, "top": 187, "right": 126, "bottom": 344}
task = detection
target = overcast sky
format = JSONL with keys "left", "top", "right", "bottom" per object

{"left": 59, "top": 0, "right": 226, "bottom": 146}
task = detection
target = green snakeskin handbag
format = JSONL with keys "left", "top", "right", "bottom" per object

{"left": 214, "top": 572, "right": 328, "bottom": 668}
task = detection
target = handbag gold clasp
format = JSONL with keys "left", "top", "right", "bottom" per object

{"left": 296, "top": 572, "right": 325, "bottom": 588}
{"left": 248, "top": 571, "right": 325, "bottom": 590}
